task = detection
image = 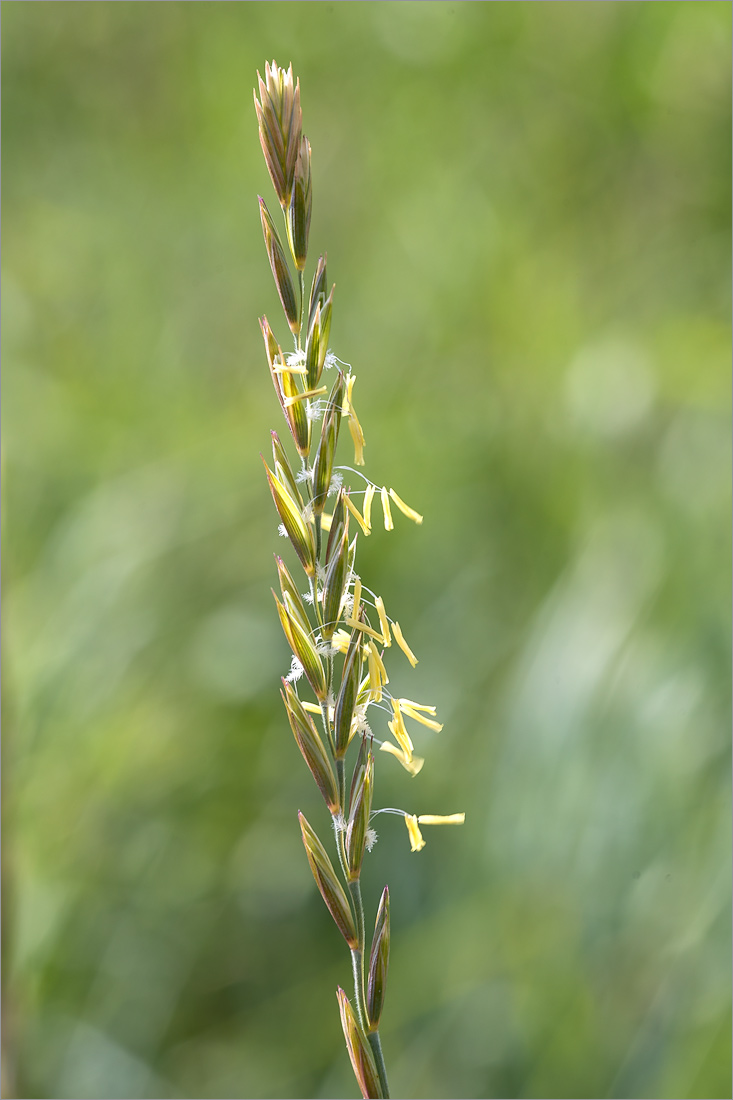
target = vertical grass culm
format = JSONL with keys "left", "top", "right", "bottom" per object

{"left": 253, "top": 61, "right": 465, "bottom": 1100}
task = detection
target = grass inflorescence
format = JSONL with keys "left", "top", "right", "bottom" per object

{"left": 253, "top": 61, "right": 464, "bottom": 1100}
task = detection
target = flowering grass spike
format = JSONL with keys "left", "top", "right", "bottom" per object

{"left": 253, "top": 61, "right": 464, "bottom": 1099}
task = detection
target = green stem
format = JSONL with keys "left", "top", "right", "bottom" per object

{"left": 349, "top": 879, "right": 390, "bottom": 1098}
{"left": 350, "top": 947, "right": 367, "bottom": 1028}
{"left": 367, "top": 1031, "right": 390, "bottom": 1100}
{"left": 348, "top": 880, "right": 367, "bottom": 1028}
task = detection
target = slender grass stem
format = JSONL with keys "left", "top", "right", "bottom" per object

{"left": 368, "top": 1031, "right": 390, "bottom": 1100}
{"left": 350, "top": 947, "right": 367, "bottom": 1028}
{"left": 349, "top": 879, "right": 390, "bottom": 1098}
{"left": 348, "top": 880, "right": 367, "bottom": 1026}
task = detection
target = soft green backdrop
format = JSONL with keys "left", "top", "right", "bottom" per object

{"left": 2, "top": 3, "right": 731, "bottom": 1098}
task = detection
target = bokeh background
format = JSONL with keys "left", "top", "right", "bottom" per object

{"left": 2, "top": 3, "right": 731, "bottom": 1098}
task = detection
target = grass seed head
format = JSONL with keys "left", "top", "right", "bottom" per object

{"left": 254, "top": 61, "right": 302, "bottom": 207}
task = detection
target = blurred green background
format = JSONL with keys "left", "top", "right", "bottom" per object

{"left": 2, "top": 3, "right": 731, "bottom": 1098}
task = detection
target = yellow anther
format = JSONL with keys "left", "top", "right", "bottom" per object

{"left": 345, "top": 375, "right": 365, "bottom": 465}
{"left": 391, "top": 622, "right": 418, "bottom": 667}
{"left": 389, "top": 488, "right": 423, "bottom": 525}
{"left": 369, "top": 640, "right": 389, "bottom": 688}
{"left": 344, "top": 617, "right": 384, "bottom": 642}
{"left": 379, "top": 742, "right": 424, "bottom": 776}
{"left": 397, "top": 699, "right": 436, "bottom": 714}
{"left": 417, "top": 813, "right": 466, "bottom": 826}
{"left": 343, "top": 495, "right": 370, "bottom": 536}
{"left": 375, "top": 596, "right": 391, "bottom": 646}
{"left": 367, "top": 641, "right": 382, "bottom": 702}
{"left": 380, "top": 487, "right": 394, "bottom": 531}
{"left": 363, "top": 484, "right": 375, "bottom": 529}
{"left": 400, "top": 706, "right": 443, "bottom": 732}
{"left": 405, "top": 814, "right": 426, "bottom": 852}
{"left": 283, "top": 384, "right": 328, "bottom": 407}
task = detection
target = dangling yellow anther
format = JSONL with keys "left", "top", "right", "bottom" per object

{"left": 392, "top": 622, "right": 418, "bottom": 667}
{"left": 398, "top": 699, "right": 436, "bottom": 714}
{"left": 375, "top": 596, "right": 391, "bottom": 646}
{"left": 380, "top": 487, "right": 394, "bottom": 531}
{"left": 405, "top": 814, "right": 426, "bottom": 852}
{"left": 283, "top": 384, "right": 328, "bottom": 407}
{"left": 389, "top": 700, "right": 413, "bottom": 756}
{"left": 417, "top": 814, "right": 466, "bottom": 826}
{"left": 389, "top": 489, "right": 423, "bottom": 525}
{"left": 363, "top": 484, "right": 375, "bottom": 529}
{"left": 401, "top": 706, "right": 443, "bottom": 732}
{"left": 367, "top": 641, "right": 382, "bottom": 702}
{"left": 380, "top": 742, "right": 425, "bottom": 776}
{"left": 342, "top": 494, "right": 370, "bottom": 536}
{"left": 344, "top": 375, "right": 365, "bottom": 465}
{"left": 344, "top": 617, "right": 384, "bottom": 643}
{"left": 369, "top": 640, "right": 389, "bottom": 688}
{"left": 387, "top": 719, "right": 405, "bottom": 755}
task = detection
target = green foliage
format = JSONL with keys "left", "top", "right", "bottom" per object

{"left": 2, "top": 3, "right": 730, "bottom": 1098}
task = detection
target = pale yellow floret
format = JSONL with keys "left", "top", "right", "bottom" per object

{"left": 283, "top": 384, "right": 328, "bottom": 407}
{"left": 417, "top": 813, "right": 466, "bottom": 826}
{"left": 389, "top": 488, "right": 423, "bottom": 525}
{"left": 375, "top": 596, "right": 391, "bottom": 646}
{"left": 405, "top": 814, "right": 426, "bottom": 852}
{"left": 379, "top": 742, "right": 425, "bottom": 776}
{"left": 351, "top": 576, "right": 362, "bottom": 615}
{"left": 391, "top": 621, "right": 418, "bottom": 667}
{"left": 344, "top": 617, "right": 384, "bottom": 643}
{"left": 400, "top": 706, "right": 444, "bottom": 732}
{"left": 369, "top": 640, "right": 389, "bottom": 687}
{"left": 363, "top": 484, "right": 375, "bottom": 529}
{"left": 380, "top": 486, "right": 394, "bottom": 531}
{"left": 342, "top": 495, "right": 370, "bottom": 536}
